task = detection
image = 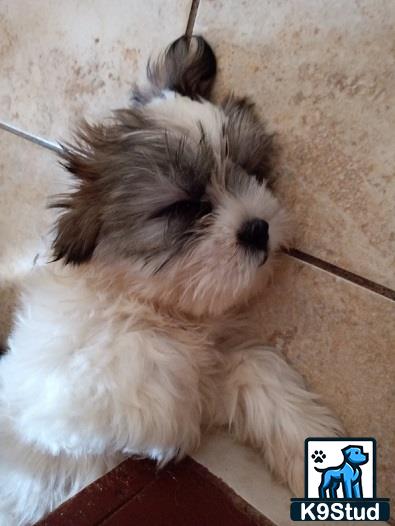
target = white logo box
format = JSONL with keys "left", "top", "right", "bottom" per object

{"left": 305, "top": 438, "right": 375, "bottom": 499}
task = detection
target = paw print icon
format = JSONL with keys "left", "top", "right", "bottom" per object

{"left": 311, "top": 450, "right": 326, "bottom": 463}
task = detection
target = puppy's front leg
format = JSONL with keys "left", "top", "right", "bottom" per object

{"left": 218, "top": 346, "right": 343, "bottom": 496}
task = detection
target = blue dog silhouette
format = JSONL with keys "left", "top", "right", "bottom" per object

{"left": 315, "top": 445, "right": 368, "bottom": 499}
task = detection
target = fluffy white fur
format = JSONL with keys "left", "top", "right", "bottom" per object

{"left": 0, "top": 260, "right": 342, "bottom": 525}
{"left": 0, "top": 89, "right": 342, "bottom": 525}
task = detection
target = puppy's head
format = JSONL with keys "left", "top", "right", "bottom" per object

{"left": 53, "top": 36, "right": 291, "bottom": 316}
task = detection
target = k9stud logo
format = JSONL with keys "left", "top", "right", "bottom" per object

{"left": 290, "top": 438, "right": 390, "bottom": 521}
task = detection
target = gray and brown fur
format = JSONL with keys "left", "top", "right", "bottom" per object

{"left": 52, "top": 35, "right": 278, "bottom": 274}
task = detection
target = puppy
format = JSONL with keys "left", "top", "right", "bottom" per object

{"left": 0, "top": 36, "right": 342, "bottom": 525}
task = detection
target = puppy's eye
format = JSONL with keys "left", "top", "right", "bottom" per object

{"left": 153, "top": 200, "right": 212, "bottom": 221}
{"left": 251, "top": 173, "right": 264, "bottom": 184}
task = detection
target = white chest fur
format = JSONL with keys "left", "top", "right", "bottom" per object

{"left": 1, "top": 263, "right": 218, "bottom": 461}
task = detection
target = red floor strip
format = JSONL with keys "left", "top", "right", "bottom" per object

{"left": 37, "top": 456, "right": 275, "bottom": 526}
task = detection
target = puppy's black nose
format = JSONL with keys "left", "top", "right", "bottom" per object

{"left": 237, "top": 219, "right": 269, "bottom": 252}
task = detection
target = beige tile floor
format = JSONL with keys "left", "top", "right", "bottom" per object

{"left": 0, "top": 0, "right": 394, "bottom": 523}
{"left": 196, "top": 0, "right": 395, "bottom": 290}
{"left": 0, "top": 1, "right": 191, "bottom": 139}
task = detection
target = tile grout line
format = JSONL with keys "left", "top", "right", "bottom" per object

{"left": 0, "top": 120, "right": 62, "bottom": 153}
{"left": 1, "top": 123, "right": 393, "bottom": 301}
{"left": 286, "top": 248, "right": 395, "bottom": 301}
{"left": 185, "top": 0, "right": 200, "bottom": 40}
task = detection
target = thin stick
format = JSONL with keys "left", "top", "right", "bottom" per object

{"left": 0, "top": 121, "right": 63, "bottom": 153}
{"left": 185, "top": 0, "right": 200, "bottom": 45}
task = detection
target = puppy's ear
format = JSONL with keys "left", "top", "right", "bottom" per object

{"left": 147, "top": 35, "right": 217, "bottom": 99}
{"left": 52, "top": 188, "right": 101, "bottom": 265}
{"left": 222, "top": 95, "right": 276, "bottom": 187}
{"left": 52, "top": 132, "right": 103, "bottom": 265}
